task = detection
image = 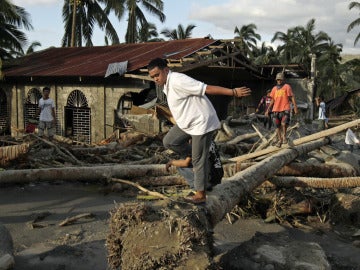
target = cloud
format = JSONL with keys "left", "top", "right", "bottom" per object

{"left": 188, "top": 0, "right": 359, "bottom": 53}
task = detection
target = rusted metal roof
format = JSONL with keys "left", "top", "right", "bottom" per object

{"left": 3, "top": 38, "right": 218, "bottom": 78}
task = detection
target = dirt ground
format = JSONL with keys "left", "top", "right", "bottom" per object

{"left": 1, "top": 180, "right": 360, "bottom": 270}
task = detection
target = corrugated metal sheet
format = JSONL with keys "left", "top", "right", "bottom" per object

{"left": 4, "top": 39, "right": 218, "bottom": 78}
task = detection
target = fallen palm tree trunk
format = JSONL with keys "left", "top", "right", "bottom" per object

{"left": 270, "top": 176, "right": 360, "bottom": 188}
{"left": 0, "top": 143, "right": 29, "bottom": 166}
{"left": 222, "top": 161, "right": 358, "bottom": 178}
{"left": 229, "top": 118, "right": 360, "bottom": 163}
{"left": 0, "top": 164, "right": 176, "bottom": 185}
{"left": 106, "top": 138, "right": 329, "bottom": 270}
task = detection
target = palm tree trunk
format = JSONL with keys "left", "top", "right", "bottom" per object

{"left": 107, "top": 138, "right": 329, "bottom": 269}
{"left": 70, "top": 0, "right": 77, "bottom": 47}
{"left": 230, "top": 118, "right": 360, "bottom": 163}
{"left": 0, "top": 164, "right": 176, "bottom": 185}
{"left": 207, "top": 137, "right": 329, "bottom": 225}
{"left": 270, "top": 176, "right": 360, "bottom": 189}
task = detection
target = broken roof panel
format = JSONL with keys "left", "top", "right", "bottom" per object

{"left": 3, "top": 39, "right": 218, "bottom": 78}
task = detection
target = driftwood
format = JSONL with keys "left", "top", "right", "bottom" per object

{"left": 270, "top": 176, "right": 360, "bottom": 188}
{"left": 111, "top": 178, "right": 169, "bottom": 199}
{"left": 229, "top": 118, "right": 360, "bottom": 163}
{"left": 106, "top": 138, "right": 330, "bottom": 269}
{"left": 59, "top": 213, "right": 95, "bottom": 227}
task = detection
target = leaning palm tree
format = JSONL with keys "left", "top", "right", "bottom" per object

{"left": 347, "top": 1, "right": 360, "bottom": 46}
{"left": 62, "top": 0, "right": 120, "bottom": 47}
{"left": 160, "top": 23, "right": 196, "bottom": 40}
{"left": 0, "top": 0, "right": 33, "bottom": 59}
{"left": 233, "top": 23, "right": 261, "bottom": 58}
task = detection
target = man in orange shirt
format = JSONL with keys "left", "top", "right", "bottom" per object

{"left": 265, "top": 72, "right": 298, "bottom": 147}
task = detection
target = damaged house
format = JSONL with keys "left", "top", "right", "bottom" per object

{"left": 0, "top": 38, "right": 313, "bottom": 144}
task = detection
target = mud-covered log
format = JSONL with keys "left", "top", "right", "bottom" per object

{"left": 106, "top": 138, "right": 330, "bottom": 270}
{"left": 270, "top": 176, "right": 360, "bottom": 188}
{"left": 0, "top": 164, "right": 176, "bottom": 185}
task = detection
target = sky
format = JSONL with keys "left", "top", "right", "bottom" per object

{"left": 12, "top": 0, "right": 360, "bottom": 55}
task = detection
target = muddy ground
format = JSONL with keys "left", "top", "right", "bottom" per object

{"left": 0, "top": 180, "right": 359, "bottom": 270}
{"left": 1, "top": 121, "right": 360, "bottom": 269}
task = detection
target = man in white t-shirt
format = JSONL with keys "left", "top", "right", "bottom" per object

{"left": 148, "top": 58, "right": 251, "bottom": 204}
{"left": 37, "top": 87, "right": 56, "bottom": 140}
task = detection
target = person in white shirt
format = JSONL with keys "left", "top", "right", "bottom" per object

{"left": 148, "top": 58, "right": 251, "bottom": 204}
{"left": 37, "top": 87, "right": 56, "bottom": 140}
{"left": 345, "top": 128, "right": 360, "bottom": 152}
{"left": 315, "top": 95, "right": 327, "bottom": 130}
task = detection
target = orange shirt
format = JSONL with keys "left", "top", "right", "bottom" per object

{"left": 270, "top": 84, "right": 293, "bottom": 112}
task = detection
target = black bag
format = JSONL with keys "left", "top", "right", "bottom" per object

{"left": 208, "top": 141, "right": 224, "bottom": 186}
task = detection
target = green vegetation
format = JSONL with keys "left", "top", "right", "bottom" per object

{"left": 0, "top": 0, "right": 359, "bottom": 98}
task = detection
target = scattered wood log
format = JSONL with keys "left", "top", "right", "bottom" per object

{"left": 270, "top": 176, "right": 360, "bottom": 189}
{"left": 0, "top": 164, "right": 177, "bottom": 185}
{"left": 106, "top": 138, "right": 329, "bottom": 269}
{"left": 0, "top": 143, "right": 30, "bottom": 166}
{"left": 229, "top": 118, "right": 360, "bottom": 163}
{"left": 222, "top": 161, "right": 358, "bottom": 178}
{"left": 30, "top": 134, "right": 83, "bottom": 165}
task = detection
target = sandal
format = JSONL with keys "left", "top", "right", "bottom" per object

{"left": 275, "top": 141, "right": 282, "bottom": 148}
{"left": 184, "top": 195, "right": 206, "bottom": 204}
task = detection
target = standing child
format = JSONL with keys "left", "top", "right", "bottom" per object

{"left": 37, "top": 87, "right": 56, "bottom": 141}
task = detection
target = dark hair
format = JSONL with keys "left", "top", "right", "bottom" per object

{"left": 319, "top": 95, "right": 324, "bottom": 100}
{"left": 43, "top": 86, "right": 50, "bottom": 92}
{"left": 148, "top": 58, "right": 168, "bottom": 71}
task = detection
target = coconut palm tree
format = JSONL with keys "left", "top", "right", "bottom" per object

{"left": 272, "top": 19, "right": 330, "bottom": 72}
{"left": 347, "top": 1, "right": 360, "bottom": 46}
{"left": 160, "top": 23, "right": 196, "bottom": 40}
{"left": 252, "top": 42, "right": 280, "bottom": 65}
{"left": 233, "top": 23, "right": 261, "bottom": 58}
{"left": 62, "top": 0, "right": 120, "bottom": 47}
{"left": 121, "top": 0, "right": 165, "bottom": 44}
{"left": 0, "top": 0, "right": 33, "bottom": 59}
{"left": 137, "top": 22, "right": 163, "bottom": 42}
{"left": 316, "top": 39, "right": 343, "bottom": 99}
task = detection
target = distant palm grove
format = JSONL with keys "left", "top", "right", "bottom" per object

{"left": 1, "top": 0, "right": 359, "bottom": 102}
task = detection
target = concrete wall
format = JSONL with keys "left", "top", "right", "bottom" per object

{"left": 1, "top": 79, "right": 149, "bottom": 143}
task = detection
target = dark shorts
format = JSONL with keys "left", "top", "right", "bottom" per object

{"left": 273, "top": 111, "right": 290, "bottom": 127}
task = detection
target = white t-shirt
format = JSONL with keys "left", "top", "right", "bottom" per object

{"left": 39, "top": 98, "right": 55, "bottom": 122}
{"left": 318, "top": 101, "right": 326, "bottom": 120}
{"left": 163, "top": 71, "right": 220, "bottom": 135}
{"left": 345, "top": 128, "right": 360, "bottom": 145}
